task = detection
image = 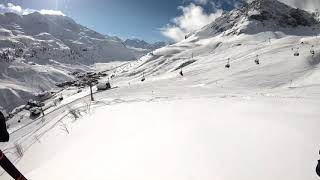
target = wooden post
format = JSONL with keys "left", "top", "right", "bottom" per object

{"left": 41, "top": 107, "right": 45, "bottom": 117}
{"left": 89, "top": 82, "right": 94, "bottom": 101}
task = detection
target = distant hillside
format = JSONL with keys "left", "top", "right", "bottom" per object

{"left": 124, "top": 39, "right": 167, "bottom": 58}
{"left": 0, "top": 12, "right": 136, "bottom": 112}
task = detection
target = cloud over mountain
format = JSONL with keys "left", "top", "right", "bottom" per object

{"left": 161, "top": 3, "right": 222, "bottom": 42}
{"left": 0, "top": 3, "right": 65, "bottom": 16}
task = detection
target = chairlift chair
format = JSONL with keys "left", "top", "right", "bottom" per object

{"left": 311, "top": 50, "right": 315, "bottom": 55}
{"left": 310, "top": 45, "right": 315, "bottom": 55}
{"left": 294, "top": 48, "right": 300, "bottom": 56}
{"left": 141, "top": 73, "right": 145, "bottom": 82}
{"left": 225, "top": 58, "right": 231, "bottom": 68}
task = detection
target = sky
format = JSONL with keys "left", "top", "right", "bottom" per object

{"left": 0, "top": 0, "right": 319, "bottom": 43}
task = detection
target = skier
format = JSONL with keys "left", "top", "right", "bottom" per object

{"left": 317, "top": 151, "right": 320, "bottom": 177}
{"left": 254, "top": 55, "right": 260, "bottom": 65}
{"left": 0, "top": 111, "right": 28, "bottom": 180}
{"left": 179, "top": 68, "right": 184, "bottom": 76}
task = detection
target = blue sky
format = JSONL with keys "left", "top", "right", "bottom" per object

{"left": 0, "top": 0, "right": 316, "bottom": 42}
{"left": 0, "top": 0, "right": 241, "bottom": 42}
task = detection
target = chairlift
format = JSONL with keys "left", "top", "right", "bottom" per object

{"left": 225, "top": 58, "right": 231, "bottom": 68}
{"left": 254, "top": 55, "right": 260, "bottom": 65}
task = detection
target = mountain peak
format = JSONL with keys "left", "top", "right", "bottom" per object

{"left": 124, "top": 38, "right": 166, "bottom": 50}
{"left": 245, "top": 0, "right": 318, "bottom": 26}
{"left": 196, "top": 0, "right": 319, "bottom": 38}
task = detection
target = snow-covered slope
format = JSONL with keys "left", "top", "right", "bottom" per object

{"left": 197, "top": 0, "right": 319, "bottom": 37}
{"left": 112, "top": 0, "right": 320, "bottom": 100}
{"left": 4, "top": 97, "right": 320, "bottom": 180}
{"left": 1, "top": 1, "right": 320, "bottom": 179}
{"left": 0, "top": 12, "right": 135, "bottom": 112}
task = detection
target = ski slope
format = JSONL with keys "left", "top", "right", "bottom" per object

{"left": 0, "top": 0, "right": 320, "bottom": 179}
{"left": 1, "top": 94, "right": 320, "bottom": 180}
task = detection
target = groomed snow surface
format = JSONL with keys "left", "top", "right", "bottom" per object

{"left": 2, "top": 96, "right": 320, "bottom": 180}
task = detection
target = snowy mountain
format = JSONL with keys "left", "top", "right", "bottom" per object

{"left": 0, "top": 12, "right": 135, "bottom": 112}
{"left": 114, "top": 0, "right": 320, "bottom": 98}
{"left": 124, "top": 39, "right": 167, "bottom": 50}
{"left": 1, "top": 1, "right": 320, "bottom": 180}
{"left": 197, "top": 0, "right": 319, "bottom": 38}
{"left": 124, "top": 39, "right": 167, "bottom": 58}
{"left": 0, "top": 12, "right": 135, "bottom": 64}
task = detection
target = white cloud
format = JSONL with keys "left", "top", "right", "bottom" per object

{"left": 161, "top": 3, "right": 222, "bottom": 42}
{"left": 161, "top": 26, "right": 186, "bottom": 42}
{"left": 0, "top": 3, "right": 65, "bottom": 16}
{"left": 38, "top": 9, "right": 65, "bottom": 16}
{"left": 0, "top": 3, "right": 23, "bottom": 14}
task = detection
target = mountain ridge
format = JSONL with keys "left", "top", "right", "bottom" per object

{"left": 0, "top": 12, "right": 136, "bottom": 112}
{"left": 124, "top": 38, "right": 167, "bottom": 58}
{"left": 194, "top": 0, "right": 320, "bottom": 39}
{"left": 124, "top": 38, "right": 167, "bottom": 51}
